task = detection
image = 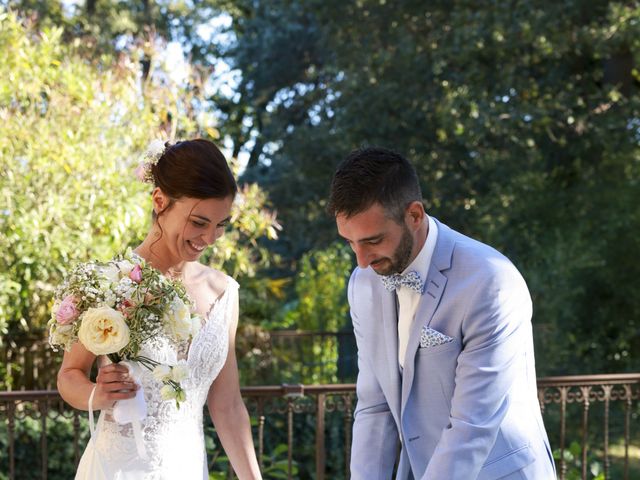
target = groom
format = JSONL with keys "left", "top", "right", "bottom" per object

{"left": 328, "top": 147, "right": 556, "bottom": 479}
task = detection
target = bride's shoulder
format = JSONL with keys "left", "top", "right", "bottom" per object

{"left": 186, "top": 264, "right": 237, "bottom": 312}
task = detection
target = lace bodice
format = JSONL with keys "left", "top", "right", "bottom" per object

{"left": 77, "top": 276, "right": 238, "bottom": 479}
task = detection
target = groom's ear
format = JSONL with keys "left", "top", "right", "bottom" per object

{"left": 405, "top": 201, "right": 425, "bottom": 229}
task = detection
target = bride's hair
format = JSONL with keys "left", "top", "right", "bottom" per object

{"left": 149, "top": 139, "right": 237, "bottom": 201}
{"left": 147, "top": 139, "right": 237, "bottom": 224}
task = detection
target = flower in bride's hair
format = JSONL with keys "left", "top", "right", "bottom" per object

{"left": 78, "top": 306, "right": 130, "bottom": 355}
{"left": 152, "top": 364, "right": 172, "bottom": 382}
{"left": 138, "top": 139, "right": 167, "bottom": 184}
{"left": 145, "top": 139, "right": 166, "bottom": 163}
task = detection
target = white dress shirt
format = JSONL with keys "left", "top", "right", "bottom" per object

{"left": 397, "top": 215, "right": 438, "bottom": 368}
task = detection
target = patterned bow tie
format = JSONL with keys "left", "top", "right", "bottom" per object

{"left": 381, "top": 270, "right": 424, "bottom": 294}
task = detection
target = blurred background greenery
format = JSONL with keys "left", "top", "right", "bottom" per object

{"left": 1, "top": 0, "right": 639, "bottom": 394}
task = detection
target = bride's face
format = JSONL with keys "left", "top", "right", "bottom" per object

{"left": 153, "top": 190, "right": 233, "bottom": 263}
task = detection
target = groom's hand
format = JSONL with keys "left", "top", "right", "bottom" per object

{"left": 95, "top": 363, "right": 139, "bottom": 409}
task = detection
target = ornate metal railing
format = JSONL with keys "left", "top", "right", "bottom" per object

{"left": 1, "top": 374, "right": 639, "bottom": 479}
{"left": 537, "top": 374, "right": 640, "bottom": 480}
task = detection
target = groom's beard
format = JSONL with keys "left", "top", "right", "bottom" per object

{"left": 373, "top": 225, "right": 414, "bottom": 276}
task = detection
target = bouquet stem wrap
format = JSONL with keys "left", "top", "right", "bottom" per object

{"left": 112, "top": 361, "right": 148, "bottom": 459}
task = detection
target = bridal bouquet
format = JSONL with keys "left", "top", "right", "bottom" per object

{"left": 48, "top": 250, "right": 200, "bottom": 407}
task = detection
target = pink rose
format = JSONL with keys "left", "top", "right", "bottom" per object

{"left": 56, "top": 295, "right": 79, "bottom": 325}
{"left": 129, "top": 264, "right": 143, "bottom": 283}
{"left": 118, "top": 299, "right": 135, "bottom": 317}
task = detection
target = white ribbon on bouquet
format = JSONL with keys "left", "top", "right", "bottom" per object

{"left": 111, "top": 361, "right": 148, "bottom": 459}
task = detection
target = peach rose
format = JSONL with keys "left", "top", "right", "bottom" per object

{"left": 78, "top": 306, "right": 130, "bottom": 355}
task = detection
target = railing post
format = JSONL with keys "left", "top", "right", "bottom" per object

{"left": 283, "top": 384, "right": 304, "bottom": 480}
{"left": 73, "top": 409, "right": 81, "bottom": 467}
{"left": 559, "top": 386, "right": 567, "bottom": 480}
{"left": 257, "top": 398, "right": 265, "bottom": 472}
{"left": 623, "top": 384, "right": 632, "bottom": 480}
{"left": 344, "top": 392, "right": 353, "bottom": 479}
{"left": 315, "top": 393, "right": 326, "bottom": 480}
{"left": 8, "top": 400, "right": 15, "bottom": 480}
{"left": 580, "top": 386, "right": 591, "bottom": 480}
{"left": 538, "top": 386, "right": 546, "bottom": 415}
{"left": 40, "top": 399, "right": 48, "bottom": 480}
{"left": 602, "top": 385, "right": 611, "bottom": 480}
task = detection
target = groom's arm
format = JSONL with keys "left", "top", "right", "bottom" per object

{"left": 422, "top": 258, "right": 533, "bottom": 479}
{"left": 349, "top": 270, "right": 398, "bottom": 480}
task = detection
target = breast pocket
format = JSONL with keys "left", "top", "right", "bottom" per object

{"left": 416, "top": 340, "right": 458, "bottom": 356}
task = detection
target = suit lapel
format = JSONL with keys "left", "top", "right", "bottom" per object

{"left": 401, "top": 219, "right": 455, "bottom": 414}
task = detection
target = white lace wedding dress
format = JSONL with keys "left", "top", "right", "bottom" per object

{"left": 75, "top": 277, "right": 238, "bottom": 480}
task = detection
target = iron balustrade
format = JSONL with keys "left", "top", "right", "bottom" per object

{"left": 1, "top": 374, "right": 639, "bottom": 479}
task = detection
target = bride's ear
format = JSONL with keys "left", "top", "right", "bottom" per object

{"left": 151, "top": 188, "right": 168, "bottom": 215}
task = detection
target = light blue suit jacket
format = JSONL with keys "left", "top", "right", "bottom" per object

{"left": 349, "top": 219, "right": 556, "bottom": 479}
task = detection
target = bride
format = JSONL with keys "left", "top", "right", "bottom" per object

{"left": 56, "top": 139, "right": 262, "bottom": 479}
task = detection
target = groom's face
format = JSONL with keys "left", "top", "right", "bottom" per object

{"left": 336, "top": 203, "right": 414, "bottom": 276}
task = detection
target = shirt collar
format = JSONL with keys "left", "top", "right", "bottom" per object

{"left": 401, "top": 215, "right": 438, "bottom": 284}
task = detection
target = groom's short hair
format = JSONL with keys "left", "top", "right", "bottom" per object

{"left": 328, "top": 146, "right": 423, "bottom": 223}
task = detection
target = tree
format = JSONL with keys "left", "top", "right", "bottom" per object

{"left": 219, "top": 0, "right": 640, "bottom": 375}
{"left": 0, "top": 10, "right": 280, "bottom": 389}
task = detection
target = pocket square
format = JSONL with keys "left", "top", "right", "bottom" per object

{"left": 420, "top": 327, "right": 454, "bottom": 348}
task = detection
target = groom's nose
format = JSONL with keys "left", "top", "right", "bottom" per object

{"left": 352, "top": 245, "right": 373, "bottom": 268}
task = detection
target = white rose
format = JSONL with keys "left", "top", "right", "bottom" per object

{"left": 78, "top": 306, "right": 130, "bottom": 355}
{"left": 100, "top": 264, "right": 120, "bottom": 285}
{"left": 116, "top": 260, "right": 134, "bottom": 276}
{"left": 49, "top": 323, "right": 75, "bottom": 351}
{"left": 152, "top": 364, "right": 172, "bottom": 382}
{"left": 170, "top": 363, "right": 189, "bottom": 383}
{"left": 163, "top": 297, "right": 193, "bottom": 341}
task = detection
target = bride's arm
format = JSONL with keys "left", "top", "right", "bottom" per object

{"left": 207, "top": 293, "right": 262, "bottom": 480}
{"left": 57, "top": 343, "right": 138, "bottom": 411}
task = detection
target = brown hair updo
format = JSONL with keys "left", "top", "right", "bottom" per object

{"left": 149, "top": 139, "right": 237, "bottom": 202}
{"left": 151, "top": 138, "right": 238, "bottom": 200}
